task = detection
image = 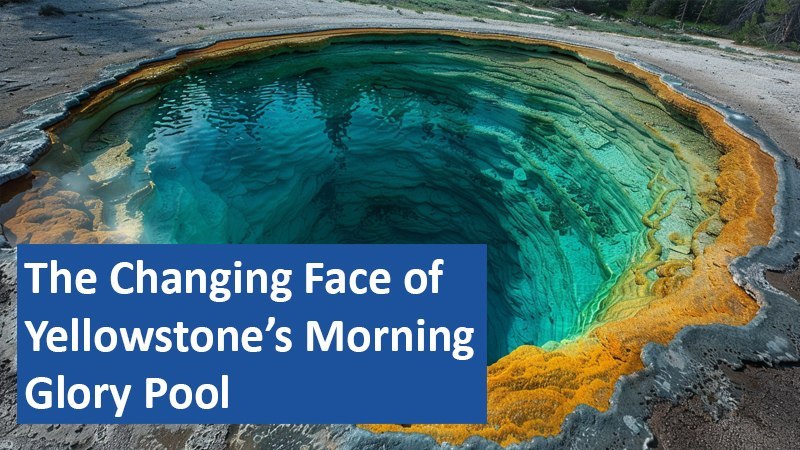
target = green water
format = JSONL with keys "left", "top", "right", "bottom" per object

{"left": 28, "top": 35, "right": 721, "bottom": 364}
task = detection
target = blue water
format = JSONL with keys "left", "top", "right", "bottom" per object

{"left": 28, "top": 35, "right": 721, "bottom": 363}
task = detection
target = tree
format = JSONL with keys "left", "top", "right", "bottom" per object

{"left": 628, "top": 0, "right": 650, "bottom": 16}
{"left": 695, "top": 0, "right": 713, "bottom": 23}
{"left": 765, "top": 0, "right": 800, "bottom": 43}
{"left": 733, "top": 0, "right": 800, "bottom": 44}
{"left": 678, "top": 0, "right": 691, "bottom": 29}
{"left": 737, "top": 12, "right": 766, "bottom": 42}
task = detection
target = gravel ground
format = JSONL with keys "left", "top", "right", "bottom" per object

{"left": 1, "top": 1, "right": 799, "bottom": 448}
{"left": 648, "top": 363, "right": 800, "bottom": 449}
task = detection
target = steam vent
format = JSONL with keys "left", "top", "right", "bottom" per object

{"left": 0, "top": 30, "right": 777, "bottom": 446}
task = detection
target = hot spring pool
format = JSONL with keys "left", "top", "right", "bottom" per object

{"left": 0, "top": 33, "right": 724, "bottom": 366}
{"left": 2, "top": 30, "right": 780, "bottom": 445}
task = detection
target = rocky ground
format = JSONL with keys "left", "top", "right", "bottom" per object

{"left": 1, "top": 0, "right": 799, "bottom": 448}
{"left": 649, "top": 363, "right": 800, "bottom": 449}
{"left": 646, "top": 262, "right": 800, "bottom": 450}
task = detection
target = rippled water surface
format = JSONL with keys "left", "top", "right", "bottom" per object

{"left": 4, "top": 35, "right": 723, "bottom": 363}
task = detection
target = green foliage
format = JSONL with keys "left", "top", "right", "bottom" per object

{"left": 645, "top": 0, "right": 683, "bottom": 16}
{"left": 710, "top": 0, "right": 746, "bottom": 24}
{"left": 766, "top": 0, "right": 791, "bottom": 15}
{"left": 347, "top": 0, "right": 799, "bottom": 48}
{"left": 736, "top": 12, "right": 765, "bottom": 43}
{"left": 627, "top": 0, "right": 650, "bottom": 16}
{"left": 764, "top": 0, "right": 800, "bottom": 43}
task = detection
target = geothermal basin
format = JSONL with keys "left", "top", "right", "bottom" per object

{"left": 0, "top": 30, "right": 779, "bottom": 446}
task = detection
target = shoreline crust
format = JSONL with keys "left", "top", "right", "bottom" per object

{"left": 2, "top": 29, "right": 779, "bottom": 446}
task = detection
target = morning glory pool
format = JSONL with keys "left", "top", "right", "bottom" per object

{"left": 0, "top": 34, "right": 724, "bottom": 365}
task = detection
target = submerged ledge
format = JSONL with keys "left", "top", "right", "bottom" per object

{"left": 0, "top": 28, "right": 797, "bottom": 449}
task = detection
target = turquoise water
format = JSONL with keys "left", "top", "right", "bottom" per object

{"left": 25, "top": 35, "right": 721, "bottom": 364}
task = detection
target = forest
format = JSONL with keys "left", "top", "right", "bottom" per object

{"left": 354, "top": 0, "right": 800, "bottom": 49}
